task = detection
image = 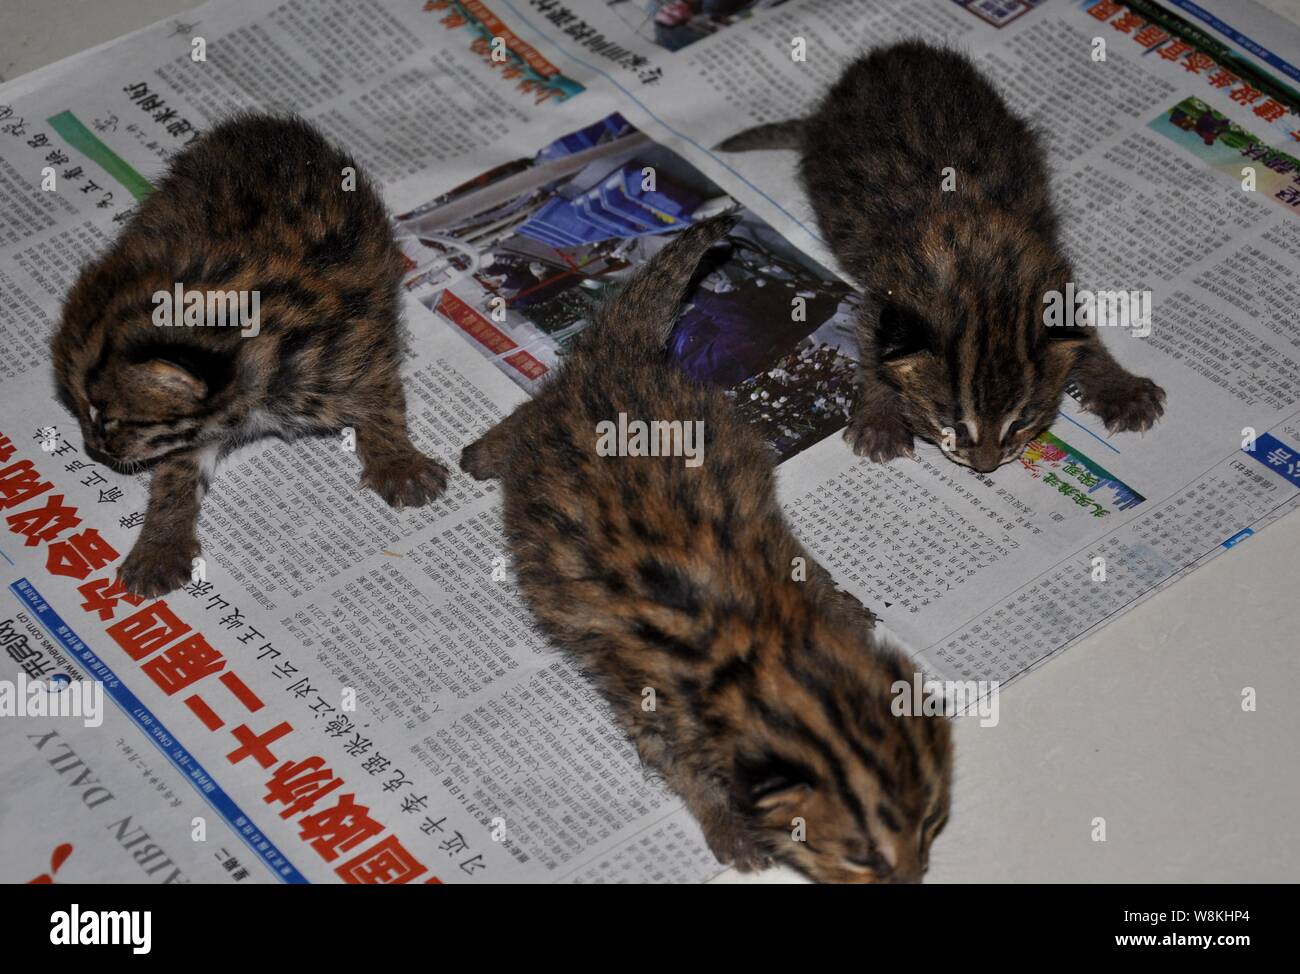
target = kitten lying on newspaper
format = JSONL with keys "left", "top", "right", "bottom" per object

{"left": 719, "top": 40, "right": 1165, "bottom": 471}
{"left": 52, "top": 113, "right": 446, "bottom": 598}
{"left": 460, "top": 216, "right": 952, "bottom": 883}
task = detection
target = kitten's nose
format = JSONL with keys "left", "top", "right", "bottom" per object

{"left": 970, "top": 451, "right": 1001, "bottom": 473}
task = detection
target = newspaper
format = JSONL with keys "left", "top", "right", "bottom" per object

{"left": 1, "top": 0, "right": 1298, "bottom": 884}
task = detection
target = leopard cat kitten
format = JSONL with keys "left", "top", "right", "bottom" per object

{"left": 719, "top": 41, "right": 1166, "bottom": 471}
{"left": 461, "top": 217, "right": 952, "bottom": 883}
{"left": 52, "top": 113, "right": 447, "bottom": 598}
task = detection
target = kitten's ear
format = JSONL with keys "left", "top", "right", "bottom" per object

{"left": 876, "top": 303, "right": 934, "bottom": 362}
{"left": 142, "top": 359, "right": 208, "bottom": 400}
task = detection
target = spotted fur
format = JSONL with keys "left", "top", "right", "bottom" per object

{"left": 52, "top": 113, "right": 446, "bottom": 597}
{"left": 719, "top": 41, "right": 1165, "bottom": 471}
{"left": 462, "top": 217, "right": 952, "bottom": 882}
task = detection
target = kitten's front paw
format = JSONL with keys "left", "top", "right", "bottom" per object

{"left": 1083, "top": 375, "right": 1166, "bottom": 433}
{"left": 361, "top": 452, "right": 448, "bottom": 508}
{"left": 733, "top": 846, "right": 775, "bottom": 873}
{"left": 118, "top": 536, "right": 200, "bottom": 599}
{"left": 459, "top": 437, "right": 502, "bottom": 481}
{"left": 711, "top": 832, "right": 773, "bottom": 873}
{"left": 845, "top": 410, "right": 914, "bottom": 463}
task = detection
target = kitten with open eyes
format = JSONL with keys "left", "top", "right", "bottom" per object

{"left": 52, "top": 113, "right": 447, "bottom": 598}
{"left": 719, "top": 41, "right": 1165, "bottom": 471}
{"left": 460, "top": 217, "right": 952, "bottom": 883}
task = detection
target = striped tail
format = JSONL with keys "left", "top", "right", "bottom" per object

{"left": 584, "top": 214, "right": 736, "bottom": 356}
{"left": 715, "top": 119, "right": 805, "bottom": 152}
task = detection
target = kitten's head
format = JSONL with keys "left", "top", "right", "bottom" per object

{"left": 53, "top": 336, "right": 229, "bottom": 469}
{"left": 873, "top": 272, "right": 1085, "bottom": 473}
{"left": 732, "top": 641, "right": 953, "bottom": 884}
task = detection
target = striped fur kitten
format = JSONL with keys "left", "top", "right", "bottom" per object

{"left": 719, "top": 41, "right": 1165, "bottom": 471}
{"left": 461, "top": 218, "right": 952, "bottom": 883}
{"left": 52, "top": 114, "right": 446, "bottom": 598}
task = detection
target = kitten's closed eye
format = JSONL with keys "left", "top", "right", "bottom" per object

{"left": 88, "top": 405, "right": 119, "bottom": 433}
{"left": 88, "top": 403, "right": 111, "bottom": 439}
{"left": 1002, "top": 417, "right": 1030, "bottom": 440}
{"left": 920, "top": 807, "right": 949, "bottom": 866}
{"left": 846, "top": 850, "right": 892, "bottom": 874}
{"left": 938, "top": 419, "right": 972, "bottom": 446}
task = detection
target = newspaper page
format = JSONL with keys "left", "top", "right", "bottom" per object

{"left": 1, "top": 0, "right": 1297, "bottom": 885}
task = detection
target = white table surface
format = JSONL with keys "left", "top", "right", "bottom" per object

{"left": 1, "top": 0, "right": 1296, "bottom": 884}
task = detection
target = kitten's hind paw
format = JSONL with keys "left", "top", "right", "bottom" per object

{"left": 118, "top": 536, "right": 200, "bottom": 599}
{"left": 1083, "top": 375, "right": 1166, "bottom": 433}
{"left": 362, "top": 452, "right": 448, "bottom": 508}
{"left": 844, "top": 412, "right": 914, "bottom": 463}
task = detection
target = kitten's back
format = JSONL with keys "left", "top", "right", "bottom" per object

{"left": 135, "top": 114, "right": 396, "bottom": 275}
{"left": 57, "top": 114, "right": 402, "bottom": 365}
{"left": 800, "top": 42, "right": 1057, "bottom": 291}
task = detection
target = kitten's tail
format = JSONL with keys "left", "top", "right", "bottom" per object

{"left": 586, "top": 214, "right": 736, "bottom": 355}
{"left": 714, "top": 119, "right": 805, "bottom": 152}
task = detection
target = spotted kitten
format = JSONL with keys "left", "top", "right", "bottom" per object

{"left": 719, "top": 41, "right": 1165, "bottom": 471}
{"left": 52, "top": 113, "right": 447, "bottom": 598}
{"left": 461, "top": 217, "right": 952, "bottom": 882}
